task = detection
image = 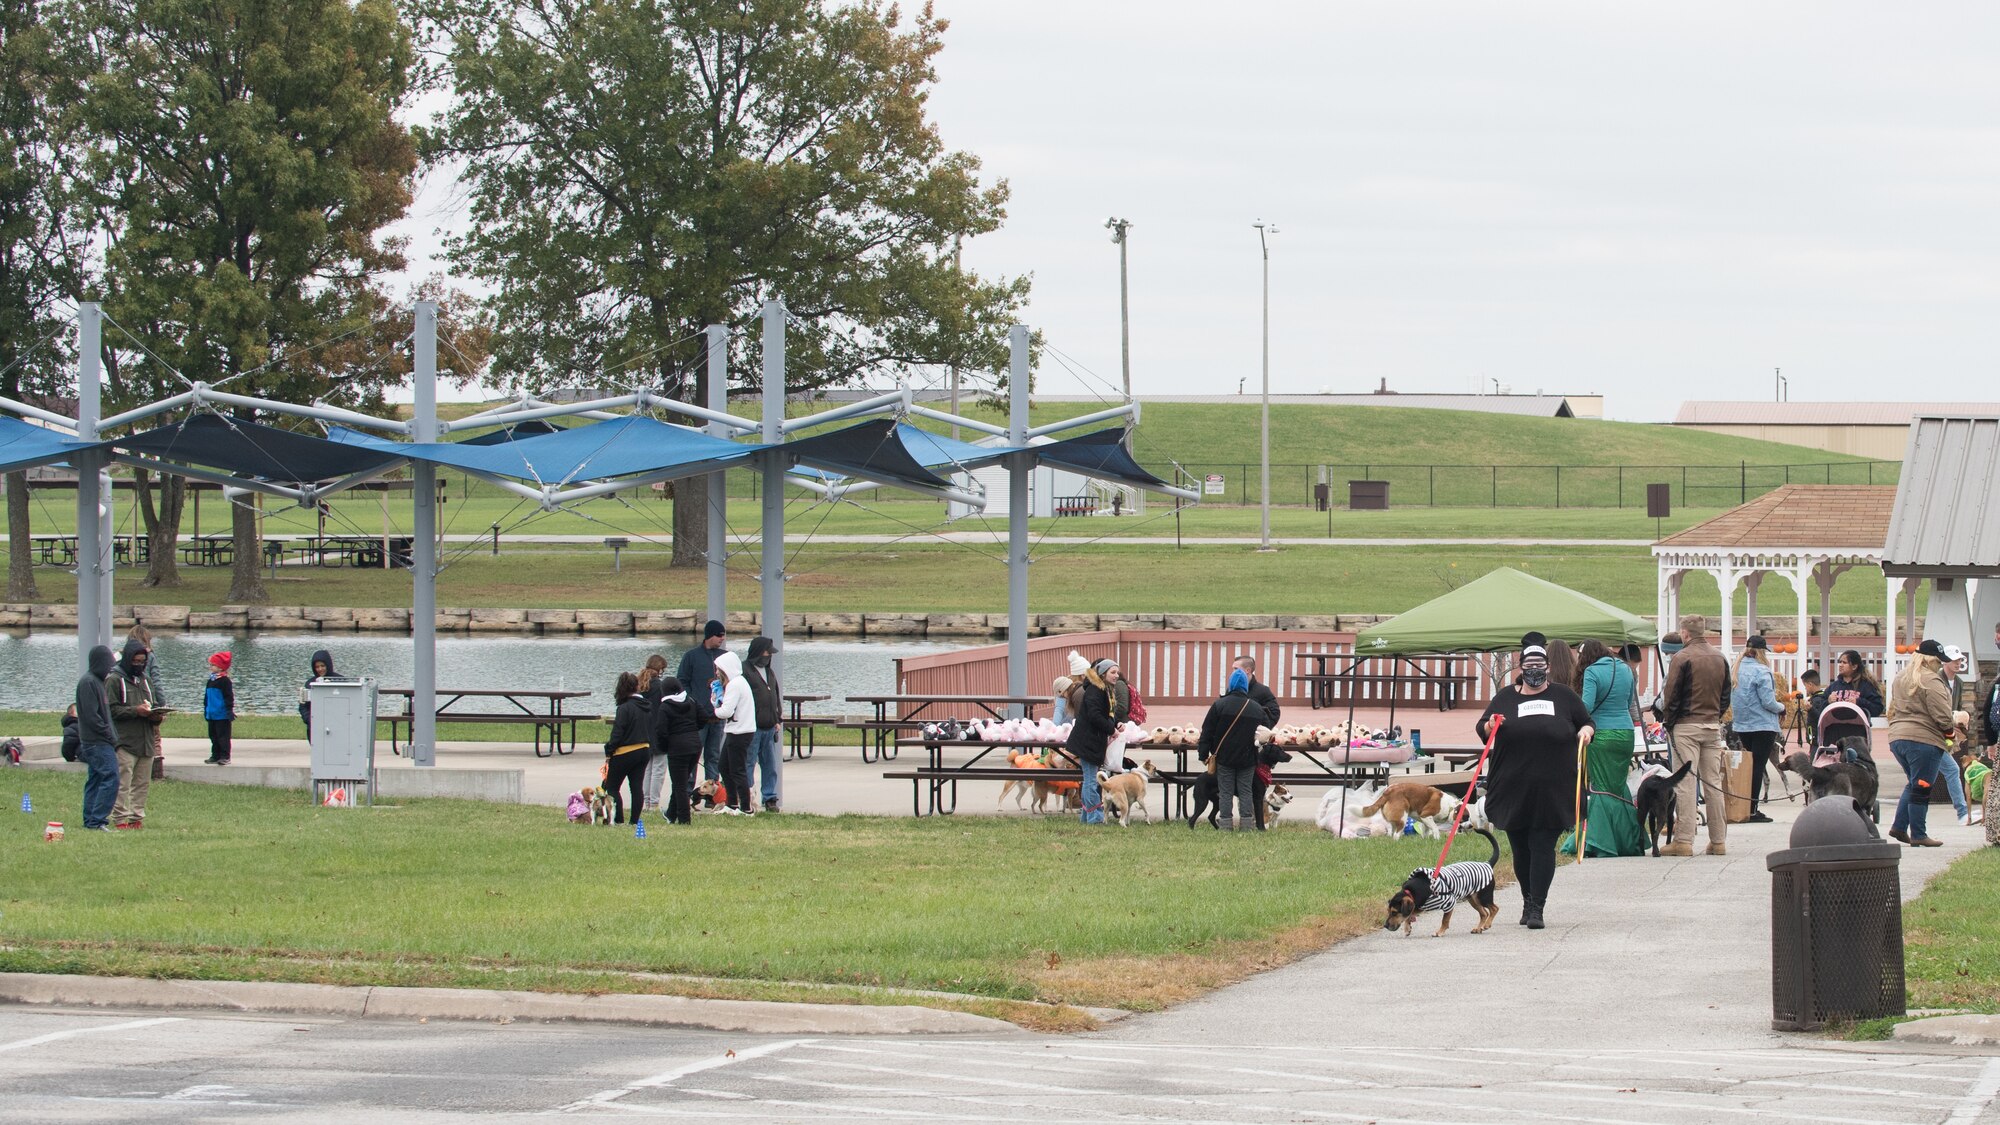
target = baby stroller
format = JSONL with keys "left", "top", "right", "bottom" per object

{"left": 1780, "top": 700, "right": 1881, "bottom": 821}
{"left": 1815, "top": 700, "right": 1873, "bottom": 765}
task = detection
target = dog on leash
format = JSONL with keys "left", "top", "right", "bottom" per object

{"left": 1383, "top": 827, "right": 1500, "bottom": 937}
{"left": 1359, "top": 783, "right": 1457, "bottom": 837}
{"left": 1187, "top": 744, "right": 1290, "bottom": 828}
{"left": 1263, "top": 782, "right": 1295, "bottom": 825}
{"left": 1777, "top": 750, "right": 1879, "bottom": 820}
{"left": 1634, "top": 761, "right": 1692, "bottom": 856}
{"left": 1099, "top": 760, "right": 1158, "bottom": 826}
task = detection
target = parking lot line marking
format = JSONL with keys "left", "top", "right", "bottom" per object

{"left": 0, "top": 1017, "right": 182, "bottom": 1055}
{"left": 556, "top": 1039, "right": 810, "bottom": 1112}
{"left": 1944, "top": 1057, "right": 2000, "bottom": 1125}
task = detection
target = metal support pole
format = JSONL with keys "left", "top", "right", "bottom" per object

{"left": 1107, "top": 218, "right": 1132, "bottom": 399}
{"left": 1007, "top": 325, "right": 1030, "bottom": 716}
{"left": 1256, "top": 222, "right": 1274, "bottom": 551}
{"left": 74, "top": 303, "right": 110, "bottom": 671}
{"left": 705, "top": 324, "right": 728, "bottom": 626}
{"left": 411, "top": 301, "right": 439, "bottom": 768}
{"left": 760, "top": 301, "right": 785, "bottom": 685}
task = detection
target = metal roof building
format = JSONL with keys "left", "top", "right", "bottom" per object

{"left": 1673, "top": 400, "right": 2000, "bottom": 460}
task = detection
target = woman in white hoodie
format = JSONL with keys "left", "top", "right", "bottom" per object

{"left": 710, "top": 651, "right": 758, "bottom": 815}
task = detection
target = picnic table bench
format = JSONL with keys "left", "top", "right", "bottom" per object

{"left": 784, "top": 693, "right": 838, "bottom": 761}
{"left": 884, "top": 734, "right": 1395, "bottom": 816}
{"left": 839, "top": 694, "right": 1044, "bottom": 763}
{"left": 1292, "top": 652, "right": 1473, "bottom": 710}
{"left": 379, "top": 687, "right": 597, "bottom": 758}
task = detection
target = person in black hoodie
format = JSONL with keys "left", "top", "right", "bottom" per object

{"left": 638, "top": 655, "right": 671, "bottom": 812}
{"left": 1231, "top": 655, "right": 1281, "bottom": 729}
{"left": 1197, "top": 669, "right": 1271, "bottom": 831}
{"left": 74, "top": 645, "right": 119, "bottom": 831}
{"left": 300, "top": 649, "right": 336, "bottom": 744}
{"left": 652, "top": 675, "right": 705, "bottom": 824}
{"left": 602, "top": 671, "right": 651, "bottom": 825}
{"left": 744, "top": 636, "right": 783, "bottom": 812}
{"left": 676, "top": 621, "right": 728, "bottom": 783}
{"left": 1061, "top": 652, "right": 1126, "bottom": 825}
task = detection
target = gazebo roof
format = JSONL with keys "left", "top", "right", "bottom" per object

{"left": 1653, "top": 485, "right": 1896, "bottom": 553}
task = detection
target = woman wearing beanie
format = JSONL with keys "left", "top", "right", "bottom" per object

{"left": 1887, "top": 640, "right": 1955, "bottom": 847}
{"left": 1196, "top": 669, "right": 1269, "bottom": 830}
{"left": 203, "top": 652, "right": 235, "bottom": 765}
{"left": 1061, "top": 651, "right": 1125, "bottom": 824}
{"left": 1477, "top": 632, "right": 1593, "bottom": 929}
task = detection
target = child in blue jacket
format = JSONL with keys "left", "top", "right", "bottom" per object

{"left": 204, "top": 652, "right": 236, "bottom": 765}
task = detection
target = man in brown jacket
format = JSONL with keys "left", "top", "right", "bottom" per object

{"left": 1660, "top": 614, "right": 1732, "bottom": 856}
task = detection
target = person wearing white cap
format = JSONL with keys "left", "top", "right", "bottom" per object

{"left": 1938, "top": 644, "right": 1973, "bottom": 825}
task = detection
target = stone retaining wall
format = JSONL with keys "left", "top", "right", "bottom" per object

{"left": 0, "top": 602, "right": 1922, "bottom": 640}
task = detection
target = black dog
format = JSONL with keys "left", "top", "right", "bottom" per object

{"left": 1187, "top": 745, "right": 1291, "bottom": 829}
{"left": 1778, "top": 749, "right": 1880, "bottom": 821}
{"left": 1384, "top": 827, "right": 1500, "bottom": 937}
{"left": 1635, "top": 761, "right": 1692, "bottom": 857}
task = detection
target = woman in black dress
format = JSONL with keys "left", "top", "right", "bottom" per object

{"left": 1476, "top": 632, "right": 1595, "bottom": 930}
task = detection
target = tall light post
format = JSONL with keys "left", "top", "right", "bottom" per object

{"left": 1254, "top": 220, "right": 1277, "bottom": 551}
{"left": 1105, "top": 217, "right": 1133, "bottom": 398}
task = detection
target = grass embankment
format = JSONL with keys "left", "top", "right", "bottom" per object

{"left": 22, "top": 542, "right": 1919, "bottom": 619}
{"left": 0, "top": 780, "right": 1450, "bottom": 1028}
{"left": 1895, "top": 845, "right": 2000, "bottom": 1013}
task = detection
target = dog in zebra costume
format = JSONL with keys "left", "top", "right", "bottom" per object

{"left": 1384, "top": 828, "right": 1501, "bottom": 937}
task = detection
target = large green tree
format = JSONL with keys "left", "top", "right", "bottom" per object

{"left": 425, "top": 0, "right": 1029, "bottom": 565}
{"left": 67, "top": 0, "right": 421, "bottom": 600}
{"left": 0, "top": 0, "right": 86, "bottom": 601}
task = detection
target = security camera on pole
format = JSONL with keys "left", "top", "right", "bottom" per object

{"left": 1104, "top": 217, "right": 1133, "bottom": 399}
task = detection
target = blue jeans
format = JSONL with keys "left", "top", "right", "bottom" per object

{"left": 1943, "top": 753, "right": 1969, "bottom": 818}
{"left": 699, "top": 721, "right": 726, "bottom": 782}
{"left": 749, "top": 728, "right": 781, "bottom": 807}
{"left": 1890, "top": 739, "right": 1946, "bottom": 839}
{"left": 82, "top": 741, "right": 118, "bottom": 829}
{"left": 1078, "top": 761, "right": 1105, "bottom": 825}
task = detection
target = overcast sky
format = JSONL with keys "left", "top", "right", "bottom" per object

{"left": 394, "top": 1, "right": 2000, "bottom": 422}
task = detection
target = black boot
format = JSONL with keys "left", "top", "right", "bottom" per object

{"left": 1524, "top": 899, "right": 1546, "bottom": 929}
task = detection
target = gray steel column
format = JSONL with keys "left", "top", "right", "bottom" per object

{"left": 705, "top": 324, "right": 728, "bottom": 625}
{"left": 74, "top": 302, "right": 108, "bottom": 672}
{"left": 760, "top": 300, "right": 785, "bottom": 679}
{"left": 411, "top": 301, "right": 439, "bottom": 767}
{"left": 1007, "top": 325, "right": 1030, "bottom": 714}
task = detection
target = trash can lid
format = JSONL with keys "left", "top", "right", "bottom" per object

{"left": 1787, "top": 795, "right": 1881, "bottom": 848}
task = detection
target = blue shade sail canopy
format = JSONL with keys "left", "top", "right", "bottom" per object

{"left": 116, "top": 414, "right": 406, "bottom": 483}
{"left": 1030, "top": 427, "right": 1177, "bottom": 492}
{"left": 0, "top": 415, "right": 86, "bottom": 474}
{"left": 458, "top": 419, "right": 563, "bottom": 445}
{"left": 776, "top": 418, "right": 958, "bottom": 491}
{"left": 893, "top": 423, "right": 1018, "bottom": 472}
{"left": 329, "top": 416, "right": 757, "bottom": 485}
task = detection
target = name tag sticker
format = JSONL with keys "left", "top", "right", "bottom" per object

{"left": 1517, "top": 699, "right": 1556, "bottom": 718}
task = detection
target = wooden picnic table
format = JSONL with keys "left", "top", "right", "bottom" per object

{"left": 30, "top": 534, "right": 75, "bottom": 566}
{"left": 1292, "top": 652, "right": 1472, "bottom": 711}
{"left": 784, "top": 693, "right": 836, "bottom": 762}
{"left": 379, "top": 687, "right": 597, "bottom": 758}
{"left": 840, "top": 694, "right": 1045, "bottom": 763}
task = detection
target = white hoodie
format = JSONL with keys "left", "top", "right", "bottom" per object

{"left": 711, "top": 651, "right": 757, "bottom": 736}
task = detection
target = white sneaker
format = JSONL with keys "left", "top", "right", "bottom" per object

{"left": 1959, "top": 813, "right": 1973, "bottom": 827}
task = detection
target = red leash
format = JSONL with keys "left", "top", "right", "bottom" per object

{"left": 1432, "top": 715, "right": 1502, "bottom": 878}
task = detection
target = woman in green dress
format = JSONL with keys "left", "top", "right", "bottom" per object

{"left": 1568, "top": 639, "right": 1649, "bottom": 857}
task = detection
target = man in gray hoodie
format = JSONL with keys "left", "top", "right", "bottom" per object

{"left": 74, "top": 645, "right": 119, "bottom": 831}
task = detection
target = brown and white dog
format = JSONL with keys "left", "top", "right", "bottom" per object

{"left": 1099, "top": 760, "right": 1158, "bottom": 826}
{"left": 1359, "top": 783, "right": 1456, "bottom": 837}
{"left": 1384, "top": 828, "right": 1500, "bottom": 937}
{"left": 1263, "top": 782, "right": 1295, "bottom": 825}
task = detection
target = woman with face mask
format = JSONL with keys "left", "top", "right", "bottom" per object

{"left": 1476, "top": 632, "right": 1594, "bottom": 930}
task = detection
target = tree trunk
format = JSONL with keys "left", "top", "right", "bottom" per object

{"left": 132, "top": 468, "right": 186, "bottom": 587}
{"left": 670, "top": 474, "right": 708, "bottom": 567}
{"left": 5, "top": 472, "right": 37, "bottom": 601}
{"left": 226, "top": 490, "right": 267, "bottom": 603}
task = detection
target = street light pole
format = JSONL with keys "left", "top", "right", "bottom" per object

{"left": 1254, "top": 220, "right": 1276, "bottom": 552}
{"left": 1105, "top": 218, "right": 1133, "bottom": 399}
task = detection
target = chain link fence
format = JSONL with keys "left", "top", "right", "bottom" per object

{"left": 1149, "top": 460, "right": 1901, "bottom": 509}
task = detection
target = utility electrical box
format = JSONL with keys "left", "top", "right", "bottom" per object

{"left": 307, "top": 677, "right": 378, "bottom": 807}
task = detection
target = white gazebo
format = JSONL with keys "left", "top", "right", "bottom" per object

{"left": 1652, "top": 485, "right": 1898, "bottom": 681}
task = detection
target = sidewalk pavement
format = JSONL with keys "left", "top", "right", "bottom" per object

{"left": 1109, "top": 752, "right": 1991, "bottom": 1052}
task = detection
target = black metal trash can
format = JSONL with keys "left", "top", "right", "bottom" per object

{"left": 1766, "top": 797, "right": 1905, "bottom": 1031}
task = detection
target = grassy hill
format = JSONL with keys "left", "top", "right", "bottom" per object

{"left": 423, "top": 397, "right": 1894, "bottom": 509}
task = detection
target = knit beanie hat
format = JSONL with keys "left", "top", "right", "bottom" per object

{"left": 1227, "top": 669, "right": 1250, "bottom": 694}
{"left": 209, "top": 651, "right": 233, "bottom": 673}
{"left": 704, "top": 619, "right": 727, "bottom": 639}
{"left": 1067, "top": 650, "right": 1089, "bottom": 677}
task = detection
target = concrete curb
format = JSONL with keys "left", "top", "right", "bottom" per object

{"left": 0, "top": 972, "right": 1018, "bottom": 1035}
{"left": 1891, "top": 1014, "right": 2000, "bottom": 1050}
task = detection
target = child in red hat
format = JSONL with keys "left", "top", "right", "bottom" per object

{"left": 203, "top": 652, "right": 236, "bottom": 765}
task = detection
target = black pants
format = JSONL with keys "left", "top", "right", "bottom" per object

{"left": 207, "top": 719, "right": 232, "bottom": 763}
{"left": 603, "top": 750, "right": 648, "bottom": 824}
{"left": 665, "top": 753, "right": 699, "bottom": 824}
{"left": 721, "top": 732, "right": 754, "bottom": 812}
{"left": 1737, "top": 729, "right": 1779, "bottom": 811}
{"left": 1506, "top": 827, "right": 1562, "bottom": 911}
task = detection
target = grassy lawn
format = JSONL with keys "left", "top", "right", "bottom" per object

{"left": 0, "top": 779, "right": 1454, "bottom": 1028}
{"left": 29, "top": 542, "right": 1916, "bottom": 619}
{"left": 1897, "top": 845, "right": 2000, "bottom": 1015}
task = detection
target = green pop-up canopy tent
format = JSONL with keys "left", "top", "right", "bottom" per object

{"left": 1353, "top": 567, "right": 1657, "bottom": 656}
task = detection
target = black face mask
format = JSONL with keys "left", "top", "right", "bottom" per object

{"left": 1521, "top": 667, "right": 1549, "bottom": 689}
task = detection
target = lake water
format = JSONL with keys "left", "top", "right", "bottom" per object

{"left": 0, "top": 631, "right": 961, "bottom": 716}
